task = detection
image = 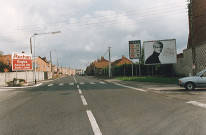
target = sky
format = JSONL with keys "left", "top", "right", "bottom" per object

{"left": 0, "top": 0, "right": 189, "bottom": 70}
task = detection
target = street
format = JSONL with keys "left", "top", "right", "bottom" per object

{"left": 0, "top": 75, "right": 206, "bottom": 135}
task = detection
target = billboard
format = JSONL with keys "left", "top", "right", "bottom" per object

{"left": 12, "top": 53, "right": 32, "bottom": 71}
{"left": 144, "top": 39, "right": 177, "bottom": 65}
{"left": 129, "top": 40, "right": 141, "bottom": 59}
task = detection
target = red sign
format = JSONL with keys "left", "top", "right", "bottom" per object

{"left": 12, "top": 53, "right": 32, "bottom": 71}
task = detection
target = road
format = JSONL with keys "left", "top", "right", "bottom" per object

{"left": 0, "top": 75, "right": 206, "bottom": 135}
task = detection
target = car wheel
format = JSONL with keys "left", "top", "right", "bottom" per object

{"left": 185, "top": 82, "right": 195, "bottom": 90}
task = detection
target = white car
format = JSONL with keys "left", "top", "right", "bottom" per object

{"left": 178, "top": 69, "right": 206, "bottom": 90}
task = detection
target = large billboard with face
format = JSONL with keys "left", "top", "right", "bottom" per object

{"left": 144, "top": 39, "right": 177, "bottom": 65}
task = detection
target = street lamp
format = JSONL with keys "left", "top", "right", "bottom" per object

{"left": 50, "top": 50, "right": 56, "bottom": 75}
{"left": 30, "top": 31, "right": 61, "bottom": 84}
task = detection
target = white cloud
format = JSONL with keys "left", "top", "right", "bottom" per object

{"left": 0, "top": 0, "right": 189, "bottom": 69}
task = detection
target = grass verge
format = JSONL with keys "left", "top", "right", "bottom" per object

{"left": 115, "top": 76, "right": 179, "bottom": 84}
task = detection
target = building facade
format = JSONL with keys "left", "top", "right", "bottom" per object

{"left": 173, "top": 0, "right": 206, "bottom": 76}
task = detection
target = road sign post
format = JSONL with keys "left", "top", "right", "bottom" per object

{"left": 129, "top": 40, "right": 141, "bottom": 77}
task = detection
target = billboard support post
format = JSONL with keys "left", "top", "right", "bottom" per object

{"left": 131, "top": 60, "right": 133, "bottom": 77}
{"left": 139, "top": 59, "right": 141, "bottom": 77}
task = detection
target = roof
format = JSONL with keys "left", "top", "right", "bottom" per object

{"left": 112, "top": 56, "right": 132, "bottom": 67}
{"left": 94, "top": 61, "right": 109, "bottom": 69}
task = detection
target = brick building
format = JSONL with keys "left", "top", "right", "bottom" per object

{"left": 187, "top": 0, "right": 206, "bottom": 48}
{"left": 86, "top": 57, "right": 109, "bottom": 75}
{"left": 112, "top": 55, "right": 132, "bottom": 67}
{"left": 34, "top": 56, "right": 50, "bottom": 72}
{"left": 173, "top": 0, "right": 206, "bottom": 76}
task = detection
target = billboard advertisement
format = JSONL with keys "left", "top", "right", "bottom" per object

{"left": 12, "top": 53, "right": 32, "bottom": 71}
{"left": 129, "top": 40, "right": 141, "bottom": 59}
{"left": 144, "top": 39, "right": 177, "bottom": 65}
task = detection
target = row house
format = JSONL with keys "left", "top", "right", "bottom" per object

{"left": 86, "top": 55, "right": 132, "bottom": 76}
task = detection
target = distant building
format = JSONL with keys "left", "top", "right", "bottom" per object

{"left": 112, "top": 55, "right": 132, "bottom": 67}
{"left": 86, "top": 57, "right": 109, "bottom": 75}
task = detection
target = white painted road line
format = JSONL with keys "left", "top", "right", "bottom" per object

{"left": 69, "top": 83, "right": 74, "bottom": 85}
{"left": 86, "top": 110, "right": 102, "bottom": 135}
{"left": 80, "top": 95, "right": 88, "bottom": 105}
{"left": 100, "top": 82, "right": 106, "bottom": 84}
{"left": 59, "top": 83, "right": 64, "bottom": 86}
{"left": 73, "top": 76, "right": 77, "bottom": 83}
{"left": 90, "top": 82, "right": 95, "bottom": 85}
{"left": 78, "top": 89, "right": 82, "bottom": 94}
{"left": 80, "top": 82, "right": 85, "bottom": 85}
{"left": 186, "top": 101, "right": 206, "bottom": 109}
{"left": 48, "top": 84, "right": 54, "bottom": 87}
{"left": 114, "top": 83, "right": 147, "bottom": 92}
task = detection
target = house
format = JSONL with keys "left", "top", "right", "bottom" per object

{"left": 112, "top": 55, "right": 132, "bottom": 67}
{"left": 86, "top": 57, "right": 109, "bottom": 75}
{"left": 34, "top": 56, "right": 50, "bottom": 72}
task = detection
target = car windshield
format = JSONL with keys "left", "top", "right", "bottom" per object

{"left": 196, "top": 70, "right": 206, "bottom": 76}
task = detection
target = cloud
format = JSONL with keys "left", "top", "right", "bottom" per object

{"left": 0, "top": 0, "right": 189, "bottom": 69}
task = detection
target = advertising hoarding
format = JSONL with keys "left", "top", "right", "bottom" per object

{"left": 144, "top": 39, "right": 177, "bottom": 65}
{"left": 12, "top": 53, "right": 32, "bottom": 71}
{"left": 129, "top": 40, "right": 141, "bottom": 59}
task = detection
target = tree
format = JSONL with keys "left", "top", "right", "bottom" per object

{"left": 0, "top": 52, "right": 11, "bottom": 72}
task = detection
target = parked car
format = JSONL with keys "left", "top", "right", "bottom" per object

{"left": 178, "top": 69, "right": 206, "bottom": 90}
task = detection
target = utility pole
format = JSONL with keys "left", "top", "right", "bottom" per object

{"left": 108, "top": 47, "right": 111, "bottom": 78}
{"left": 50, "top": 51, "right": 52, "bottom": 73}
{"left": 189, "top": 0, "right": 196, "bottom": 75}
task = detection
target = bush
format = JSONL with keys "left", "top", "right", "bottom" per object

{"left": 19, "top": 79, "right": 25, "bottom": 82}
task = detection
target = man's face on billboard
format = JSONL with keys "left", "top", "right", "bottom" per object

{"left": 153, "top": 42, "right": 163, "bottom": 54}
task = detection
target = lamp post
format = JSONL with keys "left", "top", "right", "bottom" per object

{"left": 50, "top": 50, "right": 56, "bottom": 75}
{"left": 30, "top": 31, "right": 61, "bottom": 84}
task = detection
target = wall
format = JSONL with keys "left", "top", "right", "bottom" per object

{"left": 0, "top": 71, "right": 52, "bottom": 86}
{"left": 173, "top": 42, "right": 206, "bottom": 76}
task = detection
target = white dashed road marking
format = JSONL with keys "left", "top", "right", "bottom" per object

{"left": 80, "top": 95, "right": 88, "bottom": 105}
{"left": 73, "top": 76, "right": 102, "bottom": 135}
{"left": 100, "top": 82, "right": 106, "bottom": 84}
{"left": 73, "top": 76, "right": 77, "bottom": 83}
{"left": 48, "top": 84, "right": 54, "bottom": 87}
{"left": 86, "top": 110, "right": 102, "bottom": 135}
{"left": 59, "top": 83, "right": 64, "bottom": 86}
{"left": 69, "top": 83, "right": 74, "bottom": 85}
{"left": 78, "top": 89, "right": 82, "bottom": 94}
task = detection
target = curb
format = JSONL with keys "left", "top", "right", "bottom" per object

{"left": 0, "top": 83, "right": 43, "bottom": 89}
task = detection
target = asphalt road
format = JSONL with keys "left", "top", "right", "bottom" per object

{"left": 0, "top": 75, "right": 206, "bottom": 135}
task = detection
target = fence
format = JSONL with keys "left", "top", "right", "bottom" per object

{"left": 0, "top": 71, "right": 52, "bottom": 86}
